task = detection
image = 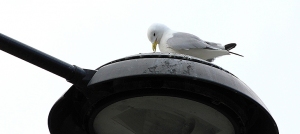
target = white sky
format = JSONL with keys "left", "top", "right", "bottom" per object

{"left": 0, "top": 0, "right": 299, "bottom": 133}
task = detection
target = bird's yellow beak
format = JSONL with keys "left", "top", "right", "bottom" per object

{"left": 152, "top": 39, "right": 158, "bottom": 52}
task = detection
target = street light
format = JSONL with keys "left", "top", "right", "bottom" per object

{"left": 0, "top": 33, "right": 278, "bottom": 134}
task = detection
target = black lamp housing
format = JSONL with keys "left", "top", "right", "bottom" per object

{"left": 0, "top": 33, "right": 278, "bottom": 134}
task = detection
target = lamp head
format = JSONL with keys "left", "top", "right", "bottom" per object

{"left": 48, "top": 53, "right": 279, "bottom": 134}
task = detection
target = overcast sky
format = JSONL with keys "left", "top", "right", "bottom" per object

{"left": 0, "top": 0, "right": 299, "bottom": 133}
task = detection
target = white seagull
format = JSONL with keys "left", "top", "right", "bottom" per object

{"left": 147, "top": 23, "right": 243, "bottom": 62}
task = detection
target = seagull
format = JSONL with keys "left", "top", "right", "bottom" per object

{"left": 147, "top": 23, "right": 243, "bottom": 62}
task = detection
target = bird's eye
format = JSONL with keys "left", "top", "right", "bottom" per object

{"left": 153, "top": 33, "right": 156, "bottom": 36}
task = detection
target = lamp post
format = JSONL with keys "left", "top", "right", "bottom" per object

{"left": 0, "top": 33, "right": 278, "bottom": 134}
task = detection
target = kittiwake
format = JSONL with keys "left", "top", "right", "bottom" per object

{"left": 147, "top": 23, "right": 243, "bottom": 62}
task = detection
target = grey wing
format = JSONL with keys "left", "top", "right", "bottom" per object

{"left": 167, "top": 32, "right": 219, "bottom": 50}
{"left": 204, "top": 41, "right": 225, "bottom": 50}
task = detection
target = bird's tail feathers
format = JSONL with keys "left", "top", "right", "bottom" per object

{"left": 225, "top": 43, "right": 236, "bottom": 51}
{"left": 229, "top": 51, "right": 243, "bottom": 57}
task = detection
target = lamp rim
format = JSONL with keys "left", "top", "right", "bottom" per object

{"left": 85, "top": 76, "right": 247, "bottom": 134}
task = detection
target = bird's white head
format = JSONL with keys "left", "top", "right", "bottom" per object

{"left": 147, "top": 23, "right": 169, "bottom": 52}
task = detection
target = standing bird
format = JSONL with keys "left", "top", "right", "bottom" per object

{"left": 147, "top": 23, "right": 243, "bottom": 62}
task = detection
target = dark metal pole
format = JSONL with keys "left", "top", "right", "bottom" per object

{"left": 0, "top": 33, "right": 87, "bottom": 85}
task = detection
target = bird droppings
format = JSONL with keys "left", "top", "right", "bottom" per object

{"left": 163, "top": 61, "right": 177, "bottom": 68}
{"left": 168, "top": 69, "right": 176, "bottom": 74}
{"left": 183, "top": 65, "right": 192, "bottom": 75}
{"left": 97, "top": 52, "right": 236, "bottom": 77}
{"left": 148, "top": 65, "right": 158, "bottom": 73}
{"left": 141, "top": 58, "right": 195, "bottom": 76}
